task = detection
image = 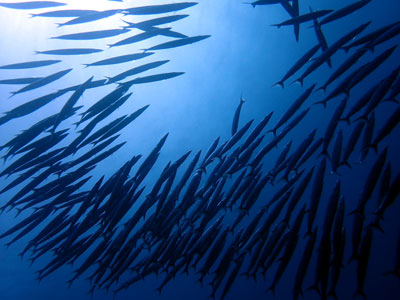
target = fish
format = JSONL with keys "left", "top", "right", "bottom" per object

{"left": 0, "top": 77, "right": 42, "bottom": 85}
{"left": 51, "top": 77, "right": 93, "bottom": 133}
{"left": 56, "top": 9, "right": 121, "bottom": 27}
{"left": 294, "top": 21, "right": 370, "bottom": 86}
{"left": 0, "top": 1, "right": 66, "bottom": 9}
{"left": 269, "top": 84, "right": 315, "bottom": 136}
{"left": 105, "top": 60, "right": 170, "bottom": 84}
{"left": 232, "top": 95, "right": 245, "bottom": 136}
{"left": 318, "top": 0, "right": 372, "bottom": 27}
{"left": 142, "top": 35, "right": 211, "bottom": 51}
{"left": 119, "top": 72, "right": 185, "bottom": 86}
{"left": 272, "top": 10, "right": 333, "bottom": 28}
{"left": 246, "top": 0, "right": 289, "bottom": 8}
{"left": 292, "top": 230, "right": 317, "bottom": 300}
{"left": 341, "top": 21, "right": 400, "bottom": 52}
{"left": 123, "top": 2, "right": 198, "bottom": 15}
{"left": 0, "top": 59, "right": 61, "bottom": 69}
{"left": 354, "top": 227, "right": 373, "bottom": 299}
{"left": 35, "top": 48, "right": 103, "bottom": 55}
{"left": 341, "top": 121, "right": 365, "bottom": 168}
{"left": 321, "top": 97, "right": 347, "bottom": 157}
{"left": 273, "top": 44, "right": 320, "bottom": 88}
{"left": 122, "top": 14, "right": 189, "bottom": 31}
{"left": 306, "top": 158, "right": 326, "bottom": 236}
{"left": 29, "top": 9, "right": 97, "bottom": 18}
{"left": 316, "top": 48, "right": 368, "bottom": 93}
{"left": 311, "top": 7, "right": 330, "bottom": 67}
{"left": 330, "top": 130, "right": 343, "bottom": 174}
{"left": 371, "top": 106, "right": 400, "bottom": 149}
{"left": 10, "top": 69, "right": 72, "bottom": 97}
{"left": 51, "top": 29, "right": 130, "bottom": 40}
{"left": 281, "top": 129, "right": 316, "bottom": 181}
{"left": 360, "top": 112, "right": 375, "bottom": 162}
{"left": 83, "top": 52, "right": 154, "bottom": 67}
{"left": 351, "top": 147, "right": 387, "bottom": 216}
{"left": 108, "top": 27, "right": 176, "bottom": 48}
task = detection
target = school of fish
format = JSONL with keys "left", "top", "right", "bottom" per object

{"left": 0, "top": 0, "right": 399, "bottom": 299}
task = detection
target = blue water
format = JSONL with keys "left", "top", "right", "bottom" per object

{"left": 0, "top": 0, "right": 399, "bottom": 299}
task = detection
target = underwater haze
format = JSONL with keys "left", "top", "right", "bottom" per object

{"left": 0, "top": 0, "right": 400, "bottom": 300}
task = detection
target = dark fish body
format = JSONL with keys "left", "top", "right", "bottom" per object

{"left": 318, "top": 0, "right": 371, "bottom": 26}
{"left": 342, "top": 21, "right": 399, "bottom": 52}
{"left": 52, "top": 76, "right": 93, "bottom": 133}
{"left": 342, "top": 82, "right": 378, "bottom": 123}
{"left": 318, "top": 48, "right": 368, "bottom": 92}
{"left": 311, "top": 8, "right": 330, "bottom": 67}
{"left": 109, "top": 28, "right": 172, "bottom": 48}
{"left": 321, "top": 97, "right": 347, "bottom": 156}
{"left": 273, "top": 44, "right": 320, "bottom": 88}
{"left": 367, "top": 22, "right": 400, "bottom": 50}
{"left": 0, "top": 77, "right": 42, "bottom": 85}
{"left": 292, "top": 230, "right": 317, "bottom": 299}
{"left": 375, "top": 174, "right": 400, "bottom": 219}
{"left": 11, "top": 68, "right": 72, "bottom": 97}
{"left": 143, "top": 35, "right": 211, "bottom": 51}
{"left": 0, "top": 1, "right": 65, "bottom": 9}
{"left": 232, "top": 95, "right": 245, "bottom": 136}
{"left": 0, "top": 59, "right": 60, "bottom": 69}
{"left": 346, "top": 45, "right": 397, "bottom": 92}
{"left": 106, "top": 60, "right": 170, "bottom": 84}
{"left": 379, "top": 163, "right": 391, "bottom": 201}
{"left": 331, "top": 130, "right": 343, "bottom": 174}
{"left": 372, "top": 106, "right": 400, "bottom": 148}
{"left": 352, "top": 148, "right": 387, "bottom": 215}
{"left": 123, "top": 2, "right": 197, "bottom": 15}
{"left": 282, "top": 129, "right": 316, "bottom": 181}
{"left": 355, "top": 227, "right": 373, "bottom": 299}
{"left": 296, "top": 22, "right": 370, "bottom": 86}
{"left": 30, "top": 9, "right": 97, "bottom": 18}
{"left": 123, "top": 14, "right": 189, "bottom": 30}
{"left": 121, "top": 72, "right": 185, "bottom": 85}
{"left": 341, "top": 121, "right": 365, "bottom": 168}
{"left": 293, "top": 137, "right": 323, "bottom": 171}
{"left": 84, "top": 52, "right": 154, "bottom": 67}
{"left": 52, "top": 29, "right": 129, "bottom": 40}
{"left": 247, "top": 0, "right": 288, "bottom": 7}
{"left": 57, "top": 9, "right": 120, "bottom": 26}
{"left": 359, "top": 68, "right": 400, "bottom": 119}
{"left": 35, "top": 48, "right": 103, "bottom": 55}
{"left": 360, "top": 112, "right": 375, "bottom": 162}
{"left": 306, "top": 158, "right": 326, "bottom": 235}
{"left": 270, "top": 84, "right": 315, "bottom": 135}
{"left": 273, "top": 10, "right": 333, "bottom": 27}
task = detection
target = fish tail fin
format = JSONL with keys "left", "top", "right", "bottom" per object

{"left": 315, "top": 86, "right": 327, "bottom": 94}
{"left": 383, "top": 98, "right": 399, "bottom": 104}
{"left": 266, "top": 128, "right": 277, "bottom": 137}
{"left": 291, "top": 77, "right": 304, "bottom": 87}
{"left": 354, "top": 115, "right": 368, "bottom": 123}
{"left": 339, "top": 116, "right": 351, "bottom": 125}
{"left": 354, "top": 288, "right": 368, "bottom": 300}
{"left": 347, "top": 252, "right": 359, "bottom": 264}
{"left": 369, "top": 221, "right": 384, "bottom": 233}
{"left": 266, "top": 284, "right": 276, "bottom": 296}
{"left": 318, "top": 149, "right": 331, "bottom": 160}
{"left": 272, "top": 80, "right": 284, "bottom": 88}
{"left": 340, "top": 160, "right": 352, "bottom": 169}
{"left": 307, "top": 284, "right": 321, "bottom": 295}
{"left": 155, "top": 287, "right": 163, "bottom": 295}
{"left": 313, "top": 99, "right": 328, "bottom": 108}
{"left": 368, "top": 143, "right": 378, "bottom": 153}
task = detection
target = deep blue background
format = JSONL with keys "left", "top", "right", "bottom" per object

{"left": 0, "top": 0, "right": 399, "bottom": 299}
